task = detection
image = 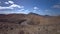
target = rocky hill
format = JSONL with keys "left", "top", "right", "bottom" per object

{"left": 0, "top": 13, "right": 60, "bottom": 34}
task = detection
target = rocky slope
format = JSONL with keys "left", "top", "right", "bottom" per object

{"left": 0, "top": 13, "right": 60, "bottom": 34}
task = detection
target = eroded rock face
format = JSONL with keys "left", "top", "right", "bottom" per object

{"left": 0, "top": 14, "right": 60, "bottom": 34}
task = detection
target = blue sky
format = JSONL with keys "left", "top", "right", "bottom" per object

{"left": 0, "top": 0, "right": 60, "bottom": 16}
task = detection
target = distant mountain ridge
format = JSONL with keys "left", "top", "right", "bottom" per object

{"left": 0, "top": 12, "right": 60, "bottom": 25}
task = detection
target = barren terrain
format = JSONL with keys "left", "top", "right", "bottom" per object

{"left": 0, "top": 13, "right": 60, "bottom": 34}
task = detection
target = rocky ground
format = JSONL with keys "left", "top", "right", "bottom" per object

{"left": 0, "top": 13, "right": 60, "bottom": 34}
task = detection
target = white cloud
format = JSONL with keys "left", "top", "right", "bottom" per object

{"left": 0, "top": 1, "right": 30, "bottom": 14}
{"left": 0, "top": 1, "right": 24, "bottom": 10}
{"left": 5, "top": 2, "right": 9, "bottom": 4}
{"left": 10, "top": 4, "right": 19, "bottom": 8}
{"left": 8, "top": 1, "right": 14, "bottom": 4}
{"left": 33, "top": 7, "right": 39, "bottom": 10}
{"left": 0, "top": 6, "right": 13, "bottom": 9}
{"left": 9, "top": 4, "right": 24, "bottom": 8}
{"left": 0, "top": 1, "right": 26, "bottom": 14}
{"left": 0, "top": 4, "right": 24, "bottom": 9}
{"left": 52, "top": 5, "right": 60, "bottom": 8}
{"left": 33, "top": 6, "right": 40, "bottom": 13}
{"left": 4, "top": 1, "right": 14, "bottom": 4}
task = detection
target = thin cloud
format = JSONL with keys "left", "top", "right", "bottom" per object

{"left": 0, "top": 2, "right": 1, "bottom": 3}
{"left": 0, "top": 6, "right": 13, "bottom": 9}
{"left": 18, "top": 9, "right": 25, "bottom": 11}
{"left": 45, "top": 10, "right": 49, "bottom": 12}
{"left": 33, "top": 7, "right": 39, "bottom": 10}
{"left": 52, "top": 5, "right": 60, "bottom": 9}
